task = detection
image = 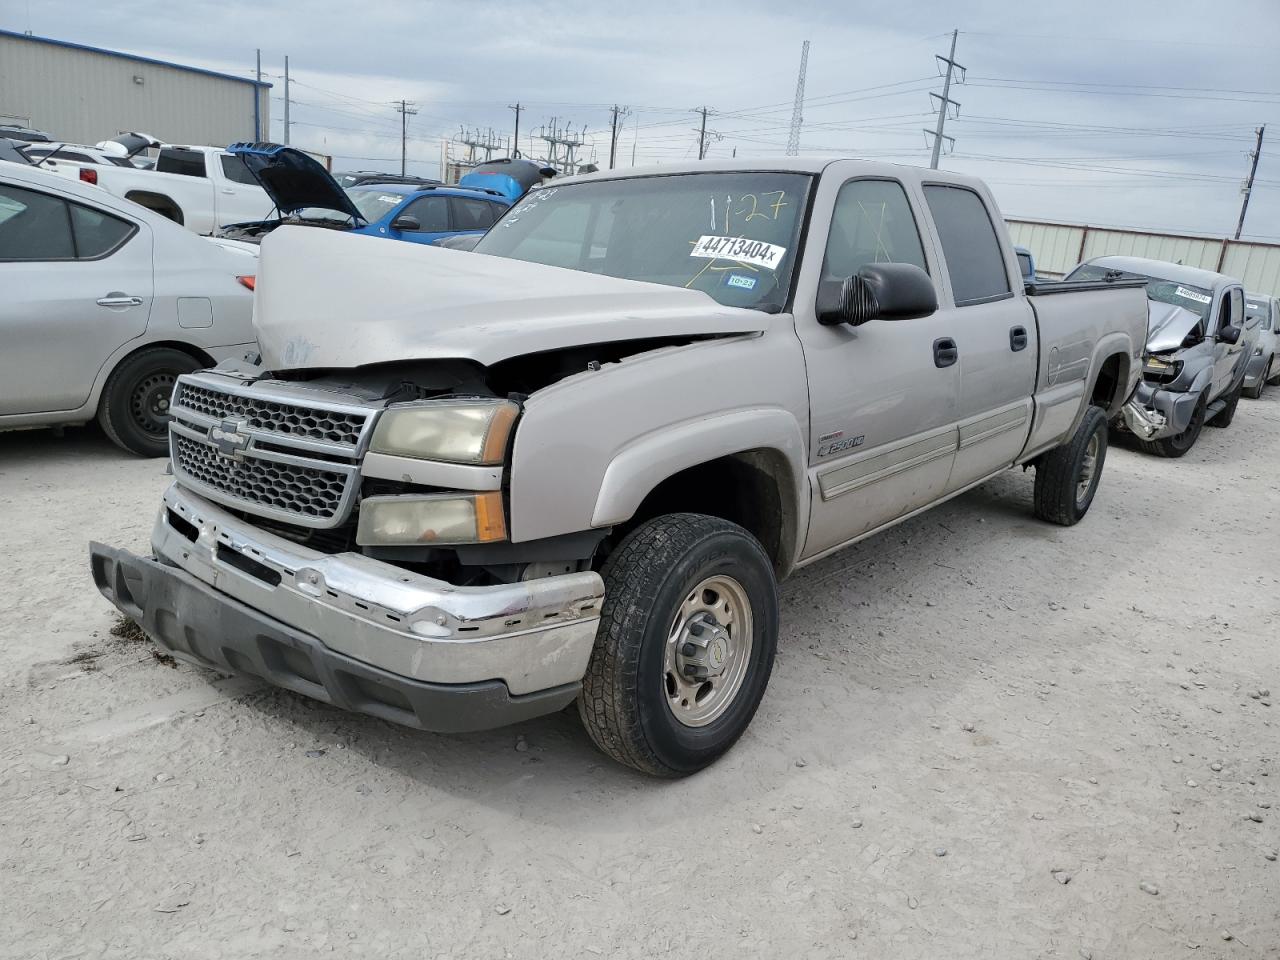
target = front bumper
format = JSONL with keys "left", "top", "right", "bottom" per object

{"left": 1120, "top": 381, "right": 1198, "bottom": 441}
{"left": 89, "top": 484, "right": 605, "bottom": 731}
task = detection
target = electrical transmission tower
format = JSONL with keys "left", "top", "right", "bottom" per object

{"left": 923, "top": 29, "right": 965, "bottom": 169}
{"left": 395, "top": 100, "right": 418, "bottom": 174}
{"left": 1234, "top": 124, "right": 1266, "bottom": 240}
{"left": 786, "top": 40, "right": 810, "bottom": 157}
{"left": 537, "top": 118, "right": 586, "bottom": 171}
{"left": 457, "top": 126, "right": 503, "bottom": 164}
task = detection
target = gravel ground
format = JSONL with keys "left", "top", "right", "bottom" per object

{"left": 2, "top": 396, "right": 1278, "bottom": 959}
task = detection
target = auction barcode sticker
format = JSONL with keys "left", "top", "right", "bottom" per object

{"left": 1174, "top": 286, "right": 1212, "bottom": 304}
{"left": 690, "top": 235, "right": 787, "bottom": 270}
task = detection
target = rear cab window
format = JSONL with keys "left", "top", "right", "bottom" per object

{"left": 923, "top": 184, "right": 1012, "bottom": 306}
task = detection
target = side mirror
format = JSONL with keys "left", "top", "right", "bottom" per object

{"left": 390, "top": 214, "right": 421, "bottom": 232}
{"left": 1217, "top": 323, "right": 1241, "bottom": 345}
{"left": 816, "top": 262, "right": 937, "bottom": 327}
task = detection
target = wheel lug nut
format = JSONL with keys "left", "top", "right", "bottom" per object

{"left": 682, "top": 642, "right": 697, "bottom": 657}
{"left": 688, "top": 623, "right": 704, "bottom": 637}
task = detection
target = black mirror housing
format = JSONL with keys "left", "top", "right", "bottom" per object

{"left": 391, "top": 214, "right": 421, "bottom": 232}
{"left": 816, "top": 262, "right": 938, "bottom": 327}
{"left": 1217, "top": 323, "right": 1241, "bottom": 345}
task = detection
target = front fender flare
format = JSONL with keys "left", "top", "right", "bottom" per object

{"left": 590, "top": 406, "right": 807, "bottom": 531}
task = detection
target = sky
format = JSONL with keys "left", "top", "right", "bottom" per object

{"left": 5, "top": 0, "right": 1280, "bottom": 239}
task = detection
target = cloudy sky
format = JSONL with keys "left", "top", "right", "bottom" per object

{"left": 7, "top": 0, "right": 1280, "bottom": 239}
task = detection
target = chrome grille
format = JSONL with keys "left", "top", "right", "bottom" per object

{"left": 176, "top": 382, "right": 367, "bottom": 446}
{"left": 172, "top": 434, "right": 348, "bottom": 521}
{"left": 167, "top": 373, "right": 373, "bottom": 529}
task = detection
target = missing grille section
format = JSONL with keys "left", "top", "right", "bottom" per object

{"left": 215, "top": 542, "right": 282, "bottom": 586}
{"left": 167, "top": 509, "right": 199, "bottom": 543}
{"left": 176, "top": 382, "right": 368, "bottom": 446}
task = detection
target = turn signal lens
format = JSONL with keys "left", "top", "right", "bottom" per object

{"left": 356, "top": 493, "right": 507, "bottom": 546}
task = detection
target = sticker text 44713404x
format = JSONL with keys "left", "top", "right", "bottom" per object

{"left": 690, "top": 235, "right": 787, "bottom": 270}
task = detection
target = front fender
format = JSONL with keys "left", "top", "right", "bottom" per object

{"left": 591, "top": 408, "right": 807, "bottom": 528}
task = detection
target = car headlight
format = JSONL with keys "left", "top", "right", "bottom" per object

{"left": 369, "top": 399, "right": 518, "bottom": 464}
{"left": 357, "top": 493, "right": 507, "bottom": 546}
{"left": 1142, "top": 355, "right": 1182, "bottom": 380}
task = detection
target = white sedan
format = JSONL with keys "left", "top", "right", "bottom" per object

{"left": 0, "top": 161, "right": 259, "bottom": 456}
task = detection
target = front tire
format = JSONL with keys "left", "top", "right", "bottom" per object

{"left": 578, "top": 514, "right": 779, "bottom": 777}
{"left": 97, "top": 347, "right": 200, "bottom": 457}
{"left": 1138, "top": 391, "right": 1207, "bottom": 458}
{"left": 1033, "top": 405, "right": 1108, "bottom": 526}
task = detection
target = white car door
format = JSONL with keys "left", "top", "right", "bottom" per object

{"left": 213, "top": 152, "right": 274, "bottom": 228}
{"left": 0, "top": 181, "right": 153, "bottom": 415}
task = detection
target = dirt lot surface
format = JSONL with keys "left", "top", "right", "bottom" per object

{"left": 2, "top": 396, "right": 1278, "bottom": 960}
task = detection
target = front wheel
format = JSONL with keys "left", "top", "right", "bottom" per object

{"left": 97, "top": 347, "right": 200, "bottom": 457}
{"left": 1033, "top": 405, "right": 1108, "bottom": 526}
{"left": 578, "top": 514, "right": 779, "bottom": 777}
{"left": 1137, "top": 391, "right": 1206, "bottom": 458}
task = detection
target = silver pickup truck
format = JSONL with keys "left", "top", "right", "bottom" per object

{"left": 91, "top": 159, "right": 1148, "bottom": 777}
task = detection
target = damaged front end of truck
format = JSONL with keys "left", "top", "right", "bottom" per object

{"left": 1120, "top": 302, "right": 1210, "bottom": 440}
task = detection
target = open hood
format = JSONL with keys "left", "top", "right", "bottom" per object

{"left": 255, "top": 227, "right": 769, "bottom": 370}
{"left": 1146, "top": 301, "right": 1204, "bottom": 353}
{"left": 226, "top": 142, "right": 362, "bottom": 221}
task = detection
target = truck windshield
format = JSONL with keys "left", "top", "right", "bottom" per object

{"left": 1067, "top": 263, "right": 1214, "bottom": 322}
{"left": 473, "top": 172, "right": 812, "bottom": 311}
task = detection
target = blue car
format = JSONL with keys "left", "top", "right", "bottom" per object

{"left": 216, "top": 142, "right": 511, "bottom": 244}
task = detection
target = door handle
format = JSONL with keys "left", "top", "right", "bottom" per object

{"left": 1010, "top": 326, "right": 1028, "bottom": 351}
{"left": 933, "top": 337, "right": 959, "bottom": 368}
{"left": 220, "top": 188, "right": 235, "bottom": 195}
{"left": 97, "top": 295, "right": 144, "bottom": 307}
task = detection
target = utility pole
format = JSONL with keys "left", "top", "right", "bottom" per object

{"left": 1234, "top": 124, "right": 1266, "bottom": 240}
{"left": 924, "top": 30, "right": 965, "bottom": 169}
{"left": 509, "top": 102, "right": 522, "bottom": 158}
{"left": 786, "top": 40, "right": 810, "bottom": 157}
{"left": 631, "top": 112, "right": 639, "bottom": 166}
{"left": 254, "top": 49, "right": 262, "bottom": 140}
{"left": 692, "top": 107, "right": 720, "bottom": 160}
{"left": 396, "top": 100, "right": 419, "bottom": 175}
{"left": 608, "top": 105, "right": 630, "bottom": 169}
{"left": 282, "top": 55, "right": 290, "bottom": 146}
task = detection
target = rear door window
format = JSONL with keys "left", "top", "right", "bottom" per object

{"left": 0, "top": 184, "right": 75, "bottom": 259}
{"left": 923, "top": 185, "right": 1012, "bottom": 306}
{"left": 450, "top": 196, "right": 499, "bottom": 230}
{"left": 69, "top": 203, "right": 136, "bottom": 258}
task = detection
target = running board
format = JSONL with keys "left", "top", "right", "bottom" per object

{"left": 1205, "top": 398, "right": 1227, "bottom": 419}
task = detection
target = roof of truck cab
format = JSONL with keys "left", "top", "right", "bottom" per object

{"left": 549, "top": 156, "right": 988, "bottom": 187}
{"left": 1086, "top": 256, "right": 1241, "bottom": 293}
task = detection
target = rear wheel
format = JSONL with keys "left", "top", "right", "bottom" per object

{"left": 97, "top": 347, "right": 200, "bottom": 457}
{"left": 578, "top": 514, "right": 778, "bottom": 777}
{"left": 1034, "top": 405, "right": 1107, "bottom": 526}
{"left": 1246, "top": 358, "right": 1271, "bottom": 398}
{"left": 1267, "top": 357, "right": 1280, "bottom": 386}
{"left": 1138, "top": 391, "right": 1206, "bottom": 458}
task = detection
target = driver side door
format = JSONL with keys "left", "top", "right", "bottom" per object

{"left": 796, "top": 177, "right": 959, "bottom": 560}
{"left": 1212, "top": 286, "right": 1245, "bottom": 397}
{"left": 392, "top": 195, "right": 451, "bottom": 245}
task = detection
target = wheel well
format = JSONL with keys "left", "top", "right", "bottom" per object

{"left": 124, "top": 191, "right": 183, "bottom": 225}
{"left": 612, "top": 449, "right": 797, "bottom": 576}
{"left": 97, "top": 341, "right": 215, "bottom": 412}
{"left": 1090, "top": 353, "right": 1128, "bottom": 415}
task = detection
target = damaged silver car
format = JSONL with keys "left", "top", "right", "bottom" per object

{"left": 1066, "top": 256, "right": 1256, "bottom": 458}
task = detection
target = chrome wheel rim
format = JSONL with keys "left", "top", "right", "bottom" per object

{"left": 664, "top": 575, "right": 753, "bottom": 728}
{"left": 1076, "top": 431, "right": 1100, "bottom": 506}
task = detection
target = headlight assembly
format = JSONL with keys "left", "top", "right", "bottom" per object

{"left": 1142, "top": 355, "right": 1182, "bottom": 381}
{"left": 369, "top": 399, "right": 519, "bottom": 464}
{"left": 357, "top": 493, "right": 507, "bottom": 546}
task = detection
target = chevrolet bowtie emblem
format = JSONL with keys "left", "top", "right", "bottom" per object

{"left": 208, "top": 418, "right": 250, "bottom": 459}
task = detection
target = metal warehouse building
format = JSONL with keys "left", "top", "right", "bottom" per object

{"left": 0, "top": 29, "right": 269, "bottom": 148}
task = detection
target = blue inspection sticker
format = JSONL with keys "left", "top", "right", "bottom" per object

{"left": 725, "top": 273, "right": 757, "bottom": 291}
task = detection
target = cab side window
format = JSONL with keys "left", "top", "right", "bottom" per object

{"left": 1230, "top": 288, "right": 1244, "bottom": 329}
{"left": 923, "top": 184, "right": 1012, "bottom": 306}
{"left": 822, "top": 179, "right": 927, "bottom": 282}
{"left": 401, "top": 196, "right": 450, "bottom": 232}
